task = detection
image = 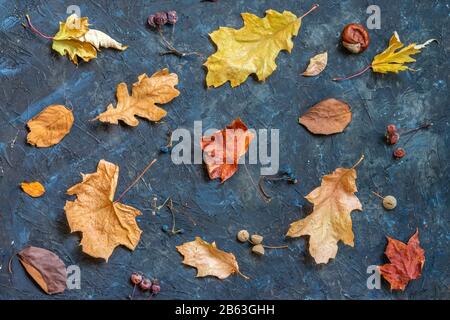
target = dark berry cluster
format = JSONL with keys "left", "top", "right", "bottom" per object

{"left": 129, "top": 272, "right": 161, "bottom": 299}
{"left": 385, "top": 124, "right": 405, "bottom": 159}
{"left": 148, "top": 11, "right": 178, "bottom": 28}
{"left": 279, "top": 165, "right": 298, "bottom": 184}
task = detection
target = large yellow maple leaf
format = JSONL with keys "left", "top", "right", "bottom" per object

{"left": 205, "top": 7, "right": 318, "bottom": 88}
{"left": 64, "top": 159, "right": 142, "bottom": 261}
{"left": 287, "top": 158, "right": 364, "bottom": 264}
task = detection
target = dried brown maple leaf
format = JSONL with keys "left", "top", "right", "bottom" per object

{"left": 27, "top": 105, "right": 74, "bottom": 147}
{"left": 95, "top": 69, "right": 179, "bottom": 126}
{"left": 176, "top": 237, "right": 248, "bottom": 279}
{"left": 18, "top": 246, "right": 67, "bottom": 295}
{"left": 21, "top": 181, "right": 45, "bottom": 197}
{"left": 64, "top": 159, "right": 142, "bottom": 261}
{"left": 287, "top": 156, "right": 364, "bottom": 264}
{"left": 201, "top": 118, "right": 254, "bottom": 182}
{"left": 299, "top": 98, "right": 352, "bottom": 135}
{"left": 379, "top": 229, "right": 425, "bottom": 291}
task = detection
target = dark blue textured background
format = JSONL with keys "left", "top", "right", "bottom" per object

{"left": 0, "top": 0, "right": 449, "bottom": 299}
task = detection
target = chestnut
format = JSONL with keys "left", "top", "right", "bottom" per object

{"left": 341, "top": 23, "right": 370, "bottom": 54}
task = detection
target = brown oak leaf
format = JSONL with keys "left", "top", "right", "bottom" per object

{"left": 201, "top": 118, "right": 254, "bottom": 182}
{"left": 299, "top": 98, "right": 352, "bottom": 135}
{"left": 379, "top": 229, "right": 425, "bottom": 291}
{"left": 286, "top": 158, "right": 363, "bottom": 264}
{"left": 18, "top": 246, "right": 67, "bottom": 294}
{"left": 95, "top": 69, "right": 179, "bottom": 126}
{"left": 26, "top": 105, "right": 74, "bottom": 147}
{"left": 64, "top": 159, "right": 142, "bottom": 261}
{"left": 176, "top": 237, "right": 248, "bottom": 279}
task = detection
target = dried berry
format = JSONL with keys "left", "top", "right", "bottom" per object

{"left": 393, "top": 147, "right": 406, "bottom": 159}
{"left": 386, "top": 124, "right": 398, "bottom": 135}
{"left": 252, "top": 244, "right": 265, "bottom": 256}
{"left": 139, "top": 278, "right": 152, "bottom": 291}
{"left": 147, "top": 15, "right": 156, "bottom": 28}
{"left": 167, "top": 11, "right": 178, "bottom": 25}
{"left": 250, "top": 234, "right": 263, "bottom": 245}
{"left": 151, "top": 282, "right": 161, "bottom": 295}
{"left": 387, "top": 132, "right": 400, "bottom": 145}
{"left": 341, "top": 23, "right": 370, "bottom": 53}
{"left": 237, "top": 230, "right": 249, "bottom": 242}
{"left": 154, "top": 12, "right": 168, "bottom": 26}
{"left": 383, "top": 195, "right": 397, "bottom": 210}
{"left": 130, "top": 272, "right": 143, "bottom": 285}
{"left": 161, "top": 224, "right": 169, "bottom": 232}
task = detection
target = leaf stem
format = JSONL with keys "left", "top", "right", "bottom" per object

{"left": 114, "top": 159, "right": 157, "bottom": 203}
{"left": 333, "top": 64, "right": 372, "bottom": 81}
{"left": 24, "top": 14, "right": 54, "bottom": 40}
{"left": 299, "top": 4, "right": 320, "bottom": 20}
{"left": 248, "top": 239, "right": 288, "bottom": 249}
{"left": 351, "top": 154, "right": 365, "bottom": 169}
{"left": 237, "top": 270, "right": 250, "bottom": 280}
{"left": 371, "top": 191, "right": 384, "bottom": 200}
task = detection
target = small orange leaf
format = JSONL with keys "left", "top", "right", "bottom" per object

{"left": 21, "top": 181, "right": 45, "bottom": 198}
{"left": 176, "top": 237, "right": 247, "bottom": 279}
{"left": 379, "top": 229, "right": 425, "bottom": 291}
{"left": 201, "top": 118, "right": 254, "bottom": 182}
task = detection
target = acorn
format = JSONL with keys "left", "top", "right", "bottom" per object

{"left": 237, "top": 230, "right": 249, "bottom": 243}
{"left": 250, "top": 234, "right": 263, "bottom": 245}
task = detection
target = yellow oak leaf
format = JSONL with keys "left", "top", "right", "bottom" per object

{"left": 95, "top": 69, "right": 180, "bottom": 126}
{"left": 204, "top": 5, "right": 319, "bottom": 88}
{"left": 176, "top": 237, "right": 248, "bottom": 279}
{"left": 64, "top": 159, "right": 142, "bottom": 261}
{"left": 51, "top": 14, "right": 127, "bottom": 64}
{"left": 21, "top": 181, "right": 46, "bottom": 198}
{"left": 287, "top": 157, "right": 364, "bottom": 264}
{"left": 26, "top": 105, "right": 74, "bottom": 147}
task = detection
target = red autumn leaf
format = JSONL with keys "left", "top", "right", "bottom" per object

{"left": 379, "top": 229, "right": 425, "bottom": 291}
{"left": 201, "top": 118, "right": 254, "bottom": 182}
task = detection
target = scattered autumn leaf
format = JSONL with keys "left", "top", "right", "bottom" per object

{"left": 176, "top": 237, "right": 247, "bottom": 279}
{"left": 21, "top": 181, "right": 46, "bottom": 198}
{"left": 334, "top": 32, "right": 437, "bottom": 81}
{"left": 95, "top": 69, "right": 179, "bottom": 126}
{"left": 201, "top": 118, "right": 254, "bottom": 182}
{"left": 302, "top": 51, "right": 327, "bottom": 76}
{"left": 204, "top": 5, "right": 319, "bottom": 88}
{"left": 26, "top": 105, "right": 74, "bottom": 147}
{"left": 287, "top": 156, "right": 364, "bottom": 264}
{"left": 299, "top": 98, "right": 352, "bottom": 135}
{"left": 26, "top": 14, "right": 127, "bottom": 65}
{"left": 18, "top": 246, "right": 67, "bottom": 294}
{"left": 379, "top": 229, "right": 425, "bottom": 291}
{"left": 64, "top": 159, "right": 142, "bottom": 261}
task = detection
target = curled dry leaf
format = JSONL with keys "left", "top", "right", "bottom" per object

{"left": 21, "top": 181, "right": 45, "bottom": 198}
{"left": 176, "top": 237, "right": 247, "bottom": 279}
{"left": 64, "top": 159, "right": 142, "bottom": 261}
{"left": 201, "top": 118, "right": 254, "bottom": 182}
{"left": 18, "top": 246, "right": 67, "bottom": 294}
{"left": 287, "top": 158, "right": 363, "bottom": 264}
{"left": 299, "top": 98, "right": 352, "bottom": 135}
{"left": 26, "top": 105, "right": 74, "bottom": 147}
{"left": 302, "top": 51, "right": 327, "bottom": 76}
{"left": 51, "top": 14, "right": 127, "bottom": 64}
{"left": 205, "top": 5, "right": 319, "bottom": 87}
{"left": 379, "top": 229, "right": 425, "bottom": 291}
{"left": 95, "top": 69, "right": 179, "bottom": 126}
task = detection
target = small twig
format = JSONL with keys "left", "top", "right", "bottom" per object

{"left": 400, "top": 121, "right": 433, "bottom": 135}
{"left": 258, "top": 177, "right": 272, "bottom": 202}
{"left": 371, "top": 191, "right": 384, "bottom": 200}
{"left": 298, "top": 3, "right": 319, "bottom": 20}
{"left": 158, "top": 27, "right": 203, "bottom": 58}
{"left": 114, "top": 159, "right": 157, "bottom": 203}
{"left": 352, "top": 154, "right": 365, "bottom": 169}
{"left": 248, "top": 240, "right": 288, "bottom": 249}
{"left": 8, "top": 254, "right": 14, "bottom": 274}
{"left": 333, "top": 64, "right": 372, "bottom": 81}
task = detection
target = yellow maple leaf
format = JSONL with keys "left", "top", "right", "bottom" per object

{"left": 287, "top": 156, "right": 364, "bottom": 264}
{"left": 176, "top": 237, "right": 248, "bottom": 279}
{"left": 95, "top": 69, "right": 180, "bottom": 126}
{"left": 204, "top": 5, "right": 319, "bottom": 88}
{"left": 64, "top": 159, "right": 142, "bottom": 261}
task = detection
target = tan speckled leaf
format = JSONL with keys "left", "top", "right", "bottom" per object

{"left": 287, "top": 164, "right": 362, "bottom": 264}
{"left": 302, "top": 51, "right": 327, "bottom": 76}
{"left": 95, "top": 69, "right": 179, "bottom": 126}
{"left": 26, "top": 105, "right": 74, "bottom": 147}
{"left": 176, "top": 237, "right": 246, "bottom": 279}
{"left": 64, "top": 159, "right": 142, "bottom": 261}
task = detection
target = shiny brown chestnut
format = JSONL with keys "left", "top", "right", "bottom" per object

{"left": 341, "top": 23, "right": 370, "bottom": 53}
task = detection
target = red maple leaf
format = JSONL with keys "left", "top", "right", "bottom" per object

{"left": 379, "top": 229, "right": 425, "bottom": 291}
{"left": 201, "top": 118, "right": 254, "bottom": 182}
